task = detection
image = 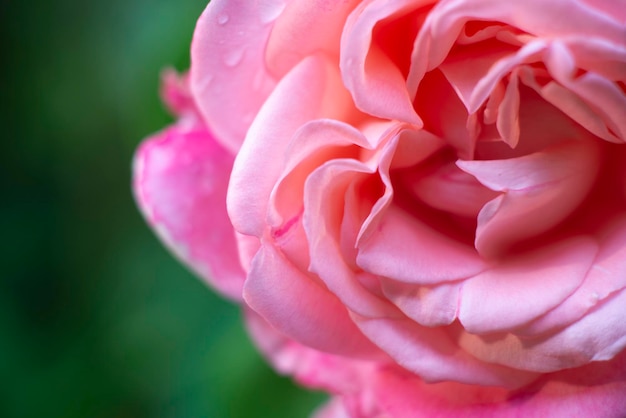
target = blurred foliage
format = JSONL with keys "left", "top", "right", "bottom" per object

{"left": 0, "top": 0, "right": 325, "bottom": 417}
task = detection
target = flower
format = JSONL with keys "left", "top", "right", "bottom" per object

{"left": 134, "top": 0, "right": 626, "bottom": 416}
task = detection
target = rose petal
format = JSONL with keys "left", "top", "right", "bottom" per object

{"left": 265, "top": 0, "right": 360, "bottom": 76}
{"left": 358, "top": 354, "right": 626, "bottom": 418}
{"left": 352, "top": 313, "right": 538, "bottom": 388}
{"left": 458, "top": 139, "right": 602, "bottom": 257}
{"left": 518, "top": 216, "right": 626, "bottom": 336}
{"left": 545, "top": 41, "right": 626, "bottom": 142}
{"left": 304, "top": 159, "right": 397, "bottom": 318}
{"left": 340, "top": 0, "right": 426, "bottom": 124}
{"left": 133, "top": 127, "right": 245, "bottom": 300}
{"left": 458, "top": 237, "right": 598, "bottom": 335}
{"left": 190, "top": 0, "right": 285, "bottom": 152}
{"left": 408, "top": 0, "right": 624, "bottom": 99}
{"left": 243, "top": 242, "right": 382, "bottom": 358}
{"left": 227, "top": 54, "right": 353, "bottom": 237}
{"left": 357, "top": 205, "right": 487, "bottom": 284}
{"left": 460, "top": 287, "right": 626, "bottom": 373}
{"left": 380, "top": 279, "right": 461, "bottom": 327}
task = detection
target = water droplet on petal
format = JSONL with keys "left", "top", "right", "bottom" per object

{"left": 223, "top": 49, "right": 245, "bottom": 67}
{"left": 259, "top": 1, "right": 286, "bottom": 24}
{"left": 217, "top": 13, "right": 229, "bottom": 25}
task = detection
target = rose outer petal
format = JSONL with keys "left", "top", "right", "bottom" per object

{"left": 358, "top": 352, "right": 626, "bottom": 418}
{"left": 190, "top": 0, "right": 283, "bottom": 152}
{"left": 133, "top": 127, "right": 245, "bottom": 300}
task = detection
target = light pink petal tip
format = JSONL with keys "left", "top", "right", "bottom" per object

{"left": 133, "top": 127, "right": 245, "bottom": 300}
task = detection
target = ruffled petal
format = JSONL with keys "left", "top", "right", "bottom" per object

{"left": 518, "top": 216, "right": 626, "bottom": 336}
{"left": 357, "top": 206, "right": 487, "bottom": 284}
{"left": 340, "top": 0, "right": 428, "bottom": 124}
{"left": 458, "top": 237, "right": 597, "bottom": 335}
{"left": 458, "top": 139, "right": 602, "bottom": 257}
{"left": 352, "top": 313, "right": 538, "bottom": 388}
{"left": 460, "top": 287, "right": 626, "bottom": 373}
{"left": 227, "top": 54, "right": 354, "bottom": 237}
{"left": 304, "top": 159, "right": 397, "bottom": 319}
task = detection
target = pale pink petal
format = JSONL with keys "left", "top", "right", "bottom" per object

{"left": 408, "top": 0, "right": 624, "bottom": 108}
{"left": 412, "top": 69, "right": 478, "bottom": 159}
{"left": 496, "top": 70, "right": 520, "bottom": 147}
{"left": 460, "top": 288, "right": 626, "bottom": 373}
{"left": 404, "top": 158, "right": 500, "bottom": 218}
{"left": 304, "top": 160, "right": 397, "bottom": 319}
{"left": 269, "top": 119, "right": 370, "bottom": 231}
{"left": 458, "top": 237, "right": 598, "bottom": 335}
{"left": 458, "top": 139, "right": 602, "bottom": 257}
{"left": 518, "top": 216, "right": 626, "bottom": 336}
{"left": 352, "top": 313, "right": 538, "bottom": 388}
{"left": 227, "top": 54, "right": 353, "bottom": 237}
{"left": 340, "top": 0, "right": 428, "bottom": 124}
{"left": 243, "top": 242, "right": 382, "bottom": 358}
{"left": 379, "top": 279, "right": 461, "bottom": 327}
{"left": 357, "top": 205, "right": 487, "bottom": 284}
{"left": 133, "top": 127, "right": 245, "bottom": 300}
{"left": 545, "top": 41, "right": 626, "bottom": 142}
{"left": 265, "top": 0, "right": 360, "bottom": 76}
{"left": 190, "top": 0, "right": 285, "bottom": 152}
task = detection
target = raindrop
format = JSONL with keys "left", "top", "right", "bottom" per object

{"left": 224, "top": 49, "right": 245, "bottom": 67}
{"left": 217, "top": 13, "right": 229, "bottom": 25}
{"left": 259, "top": 1, "right": 286, "bottom": 24}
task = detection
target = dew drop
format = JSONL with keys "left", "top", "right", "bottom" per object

{"left": 217, "top": 13, "right": 229, "bottom": 25}
{"left": 259, "top": 1, "right": 286, "bottom": 24}
{"left": 223, "top": 49, "right": 245, "bottom": 67}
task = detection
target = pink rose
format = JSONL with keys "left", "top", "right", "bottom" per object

{"left": 134, "top": 0, "right": 626, "bottom": 416}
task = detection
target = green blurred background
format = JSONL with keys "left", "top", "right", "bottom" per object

{"left": 1, "top": 0, "right": 325, "bottom": 416}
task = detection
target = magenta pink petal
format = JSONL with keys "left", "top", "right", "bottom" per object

{"left": 364, "top": 353, "right": 626, "bottom": 418}
{"left": 245, "top": 308, "right": 380, "bottom": 395}
{"left": 133, "top": 127, "right": 245, "bottom": 300}
{"left": 458, "top": 237, "right": 598, "bottom": 335}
